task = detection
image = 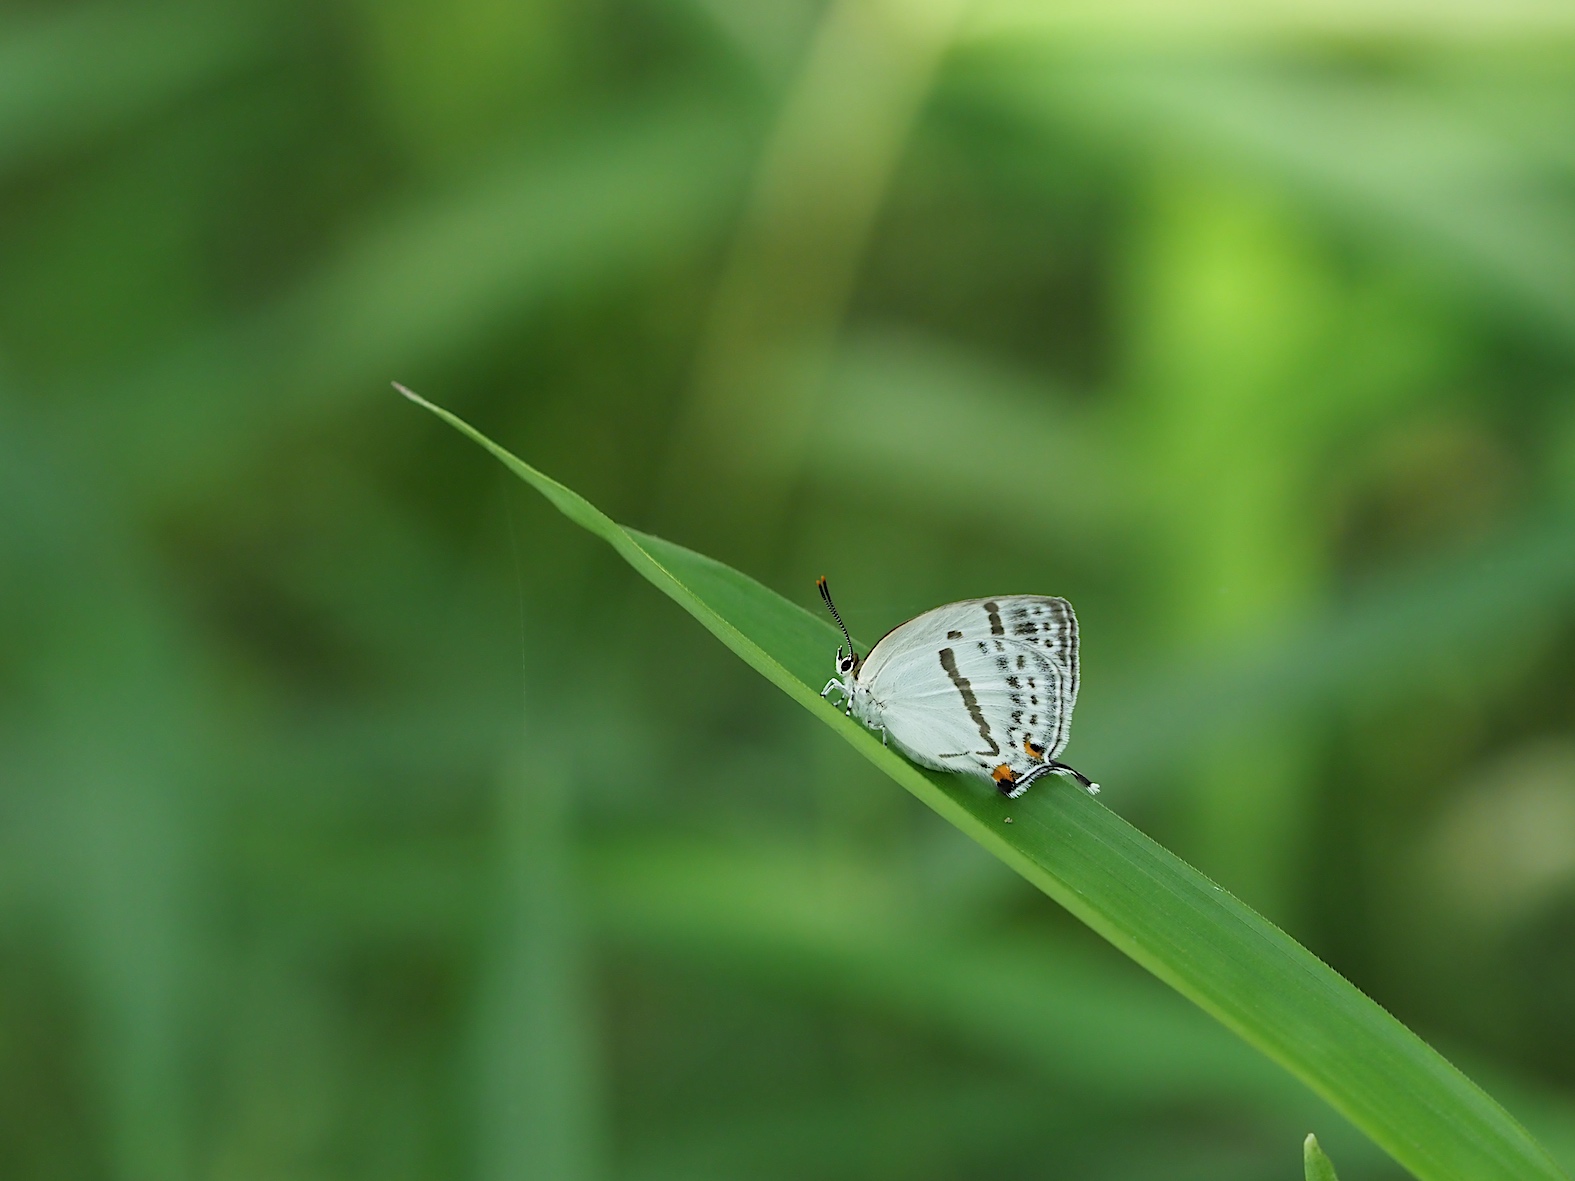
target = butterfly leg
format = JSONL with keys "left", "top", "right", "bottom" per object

{"left": 821, "top": 678, "right": 845, "bottom": 705}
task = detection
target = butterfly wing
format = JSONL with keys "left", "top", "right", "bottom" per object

{"left": 860, "top": 597, "right": 1079, "bottom": 784}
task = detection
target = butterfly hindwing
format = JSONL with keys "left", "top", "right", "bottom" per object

{"left": 859, "top": 596, "right": 1078, "bottom": 784}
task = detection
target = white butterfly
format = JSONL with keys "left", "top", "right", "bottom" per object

{"left": 817, "top": 578, "right": 1098, "bottom": 799}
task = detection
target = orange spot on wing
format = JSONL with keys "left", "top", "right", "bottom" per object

{"left": 992, "top": 764, "right": 1016, "bottom": 785}
{"left": 1023, "top": 736, "right": 1046, "bottom": 760}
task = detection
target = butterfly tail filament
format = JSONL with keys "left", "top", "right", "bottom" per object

{"left": 1001, "top": 762, "right": 1102, "bottom": 799}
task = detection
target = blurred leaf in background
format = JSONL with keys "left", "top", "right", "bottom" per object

{"left": 3, "top": 0, "right": 1575, "bottom": 1179}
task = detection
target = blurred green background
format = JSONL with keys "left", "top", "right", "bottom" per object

{"left": 4, "top": 1, "right": 1575, "bottom": 1178}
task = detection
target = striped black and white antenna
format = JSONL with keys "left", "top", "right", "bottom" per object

{"left": 816, "top": 577, "right": 856, "bottom": 665}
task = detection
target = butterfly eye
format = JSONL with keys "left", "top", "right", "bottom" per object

{"left": 839, "top": 655, "right": 856, "bottom": 674}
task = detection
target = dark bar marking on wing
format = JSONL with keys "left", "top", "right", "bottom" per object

{"left": 984, "top": 601, "right": 1005, "bottom": 635}
{"left": 947, "top": 630, "right": 962, "bottom": 640}
{"left": 939, "top": 647, "right": 999, "bottom": 756}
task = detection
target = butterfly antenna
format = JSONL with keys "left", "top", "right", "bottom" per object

{"left": 816, "top": 576, "right": 856, "bottom": 659}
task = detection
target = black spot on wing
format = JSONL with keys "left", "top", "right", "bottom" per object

{"left": 947, "top": 630, "right": 962, "bottom": 640}
{"left": 1007, "top": 606, "right": 1039, "bottom": 636}
{"left": 1041, "top": 598, "right": 1079, "bottom": 683}
{"left": 983, "top": 601, "right": 1005, "bottom": 635}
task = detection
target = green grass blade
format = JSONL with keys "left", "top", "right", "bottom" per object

{"left": 1307, "top": 1133, "right": 1343, "bottom": 1181}
{"left": 397, "top": 386, "right": 1568, "bottom": 1181}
